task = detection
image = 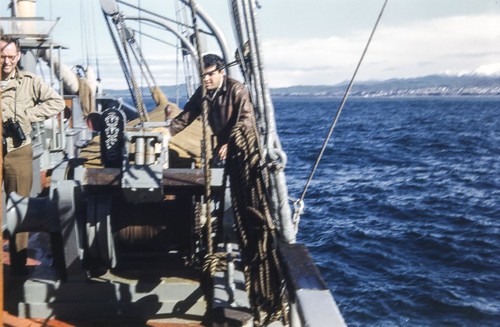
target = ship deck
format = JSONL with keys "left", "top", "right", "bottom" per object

{"left": 1, "top": 107, "right": 250, "bottom": 326}
{"left": 3, "top": 233, "right": 208, "bottom": 326}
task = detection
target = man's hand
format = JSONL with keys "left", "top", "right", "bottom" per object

{"left": 164, "top": 104, "right": 172, "bottom": 120}
{"left": 218, "top": 143, "right": 228, "bottom": 160}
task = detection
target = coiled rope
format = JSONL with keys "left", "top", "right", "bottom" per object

{"left": 225, "top": 122, "right": 289, "bottom": 326}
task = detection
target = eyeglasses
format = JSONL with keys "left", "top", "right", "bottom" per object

{"left": 0, "top": 54, "right": 19, "bottom": 61}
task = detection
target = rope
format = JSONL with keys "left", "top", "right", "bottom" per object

{"left": 201, "top": 251, "right": 227, "bottom": 305}
{"left": 117, "top": 0, "right": 213, "bottom": 36}
{"left": 189, "top": 0, "right": 213, "bottom": 255}
{"left": 101, "top": 1, "right": 149, "bottom": 121}
{"left": 293, "top": 0, "right": 389, "bottom": 229}
{"left": 103, "top": 12, "right": 136, "bottom": 105}
{"left": 229, "top": 0, "right": 295, "bottom": 242}
{"left": 116, "top": 11, "right": 149, "bottom": 122}
{"left": 225, "top": 123, "right": 289, "bottom": 327}
{"left": 79, "top": 0, "right": 88, "bottom": 67}
{"left": 90, "top": 0, "right": 101, "bottom": 81}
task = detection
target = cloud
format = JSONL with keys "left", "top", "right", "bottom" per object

{"left": 51, "top": 12, "right": 500, "bottom": 90}
{"left": 472, "top": 63, "right": 500, "bottom": 76}
{"left": 261, "top": 14, "right": 500, "bottom": 87}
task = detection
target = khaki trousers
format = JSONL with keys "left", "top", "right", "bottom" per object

{"left": 3, "top": 144, "right": 33, "bottom": 272}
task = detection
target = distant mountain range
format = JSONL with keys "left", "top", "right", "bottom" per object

{"left": 105, "top": 74, "right": 500, "bottom": 99}
{"left": 269, "top": 74, "right": 500, "bottom": 97}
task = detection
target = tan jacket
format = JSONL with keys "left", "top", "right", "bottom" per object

{"left": 1, "top": 69, "right": 65, "bottom": 153}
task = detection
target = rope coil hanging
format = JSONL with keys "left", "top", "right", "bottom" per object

{"left": 229, "top": 0, "right": 295, "bottom": 243}
{"left": 225, "top": 122, "right": 289, "bottom": 327}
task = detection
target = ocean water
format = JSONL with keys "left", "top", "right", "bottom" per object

{"left": 274, "top": 96, "right": 499, "bottom": 326}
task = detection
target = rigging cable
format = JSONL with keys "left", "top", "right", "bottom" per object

{"left": 189, "top": 0, "right": 213, "bottom": 255}
{"left": 116, "top": 11, "right": 149, "bottom": 122}
{"left": 139, "top": 0, "right": 142, "bottom": 89}
{"left": 80, "top": 0, "right": 91, "bottom": 68}
{"left": 117, "top": 0, "right": 209, "bottom": 35}
{"left": 103, "top": 11, "right": 136, "bottom": 104}
{"left": 90, "top": 0, "right": 102, "bottom": 83}
{"left": 292, "top": 0, "right": 389, "bottom": 231}
{"left": 229, "top": 0, "right": 295, "bottom": 242}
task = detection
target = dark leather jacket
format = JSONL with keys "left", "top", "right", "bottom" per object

{"left": 170, "top": 76, "right": 256, "bottom": 146}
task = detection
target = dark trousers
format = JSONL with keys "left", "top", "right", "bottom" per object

{"left": 3, "top": 144, "right": 33, "bottom": 272}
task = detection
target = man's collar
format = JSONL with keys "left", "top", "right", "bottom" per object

{"left": 4, "top": 68, "right": 21, "bottom": 81}
{"left": 219, "top": 75, "right": 228, "bottom": 93}
{"left": 206, "top": 76, "right": 226, "bottom": 99}
{"left": 216, "top": 76, "right": 226, "bottom": 93}
{"left": 3, "top": 70, "right": 14, "bottom": 81}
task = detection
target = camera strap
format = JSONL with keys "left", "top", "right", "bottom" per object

{"left": 14, "top": 71, "right": 19, "bottom": 121}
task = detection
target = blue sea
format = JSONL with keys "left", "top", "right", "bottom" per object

{"left": 274, "top": 96, "right": 499, "bottom": 327}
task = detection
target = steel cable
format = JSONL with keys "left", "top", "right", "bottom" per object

{"left": 293, "top": 0, "right": 389, "bottom": 229}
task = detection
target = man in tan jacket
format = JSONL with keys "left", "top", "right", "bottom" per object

{"left": 1, "top": 35, "right": 65, "bottom": 274}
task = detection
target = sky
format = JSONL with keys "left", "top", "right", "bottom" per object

{"left": 2, "top": 0, "right": 500, "bottom": 89}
